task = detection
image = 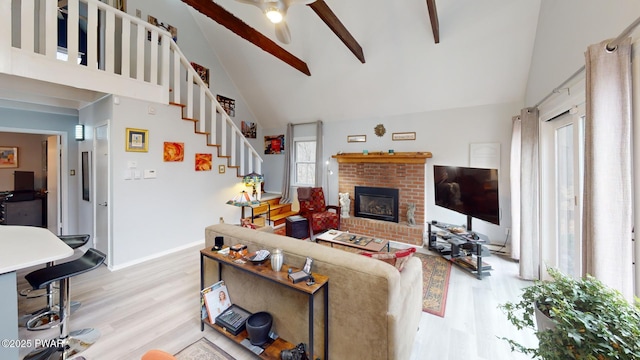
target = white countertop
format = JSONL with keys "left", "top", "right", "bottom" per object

{"left": 0, "top": 225, "right": 73, "bottom": 274}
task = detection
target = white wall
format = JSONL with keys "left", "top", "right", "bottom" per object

{"left": 85, "top": 96, "right": 248, "bottom": 268}
{"left": 265, "top": 101, "right": 520, "bottom": 244}
{"left": 525, "top": 0, "right": 640, "bottom": 106}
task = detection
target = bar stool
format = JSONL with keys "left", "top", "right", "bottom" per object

{"left": 23, "top": 248, "right": 106, "bottom": 360}
{"left": 22, "top": 234, "right": 90, "bottom": 331}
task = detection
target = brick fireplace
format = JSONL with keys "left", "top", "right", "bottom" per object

{"left": 334, "top": 152, "right": 432, "bottom": 246}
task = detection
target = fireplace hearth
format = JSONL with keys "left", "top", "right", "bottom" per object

{"left": 354, "top": 186, "right": 399, "bottom": 223}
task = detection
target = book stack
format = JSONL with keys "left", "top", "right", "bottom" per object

{"left": 201, "top": 280, "right": 252, "bottom": 335}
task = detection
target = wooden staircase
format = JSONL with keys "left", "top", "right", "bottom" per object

{"left": 250, "top": 196, "right": 298, "bottom": 227}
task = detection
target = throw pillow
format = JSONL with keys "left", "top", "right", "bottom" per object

{"left": 361, "top": 247, "right": 416, "bottom": 271}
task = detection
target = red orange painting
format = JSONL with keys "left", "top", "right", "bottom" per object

{"left": 163, "top": 142, "right": 184, "bottom": 162}
{"left": 195, "top": 153, "right": 212, "bottom": 171}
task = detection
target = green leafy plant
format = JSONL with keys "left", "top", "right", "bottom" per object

{"left": 499, "top": 267, "right": 640, "bottom": 360}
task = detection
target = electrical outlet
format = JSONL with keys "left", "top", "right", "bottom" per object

{"left": 136, "top": 9, "right": 142, "bottom": 18}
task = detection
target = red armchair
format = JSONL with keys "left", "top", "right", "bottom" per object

{"left": 297, "top": 187, "right": 340, "bottom": 238}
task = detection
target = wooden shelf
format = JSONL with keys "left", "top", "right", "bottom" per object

{"left": 332, "top": 151, "right": 432, "bottom": 164}
{"left": 203, "top": 319, "right": 293, "bottom": 359}
{"left": 200, "top": 248, "right": 329, "bottom": 359}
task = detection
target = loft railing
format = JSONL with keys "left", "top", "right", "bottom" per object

{"left": 3, "top": 0, "right": 262, "bottom": 175}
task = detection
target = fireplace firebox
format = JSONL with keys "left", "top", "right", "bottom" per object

{"left": 354, "top": 186, "right": 399, "bottom": 223}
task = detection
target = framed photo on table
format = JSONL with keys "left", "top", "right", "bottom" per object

{"left": 125, "top": 128, "right": 148, "bottom": 152}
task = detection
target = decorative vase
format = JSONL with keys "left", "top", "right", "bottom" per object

{"left": 271, "top": 248, "right": 283, "bottom": 272}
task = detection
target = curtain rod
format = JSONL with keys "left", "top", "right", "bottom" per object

{"left": 533, "top": 66, "right": 585, "bottom": 108}
{"left": 533, "top": 14, "right": 640, "bottom": 108}
{"left": 292, "top": 120, "right": 321, "bottom": 126}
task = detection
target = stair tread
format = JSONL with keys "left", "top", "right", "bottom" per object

{"left": 270, "top": 203, "right": 291, "bottom": 211}
{"left": 270, "top": 211, "right": 299, "bottom": 221}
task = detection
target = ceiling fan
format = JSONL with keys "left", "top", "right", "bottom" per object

{"left": 235, "top": 0, "right": 317, "bottom": 44}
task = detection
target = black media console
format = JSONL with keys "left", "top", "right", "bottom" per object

{"left": 427, "top": 220, "right": 493, "bottom": 279}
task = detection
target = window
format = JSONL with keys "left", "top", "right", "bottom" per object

{"left": 294, "top": 138, "right": 316, "bottom": 186}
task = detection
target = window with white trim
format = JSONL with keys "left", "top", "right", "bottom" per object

{"left": 294, "top": 138, "right": 316, "bottom": 186}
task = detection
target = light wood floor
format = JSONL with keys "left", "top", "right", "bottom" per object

{"left": 16, "top": 244, "right": 538, "bottom": 360}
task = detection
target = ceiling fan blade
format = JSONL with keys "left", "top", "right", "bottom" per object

{"left": 235, "top": 0, "right": 278, "bottom": 11}
{"left": 275, "top": 21, "right": 291, "bottom": 44}
{"left": 182, "top": 0, "right": 310, "bottom": 75}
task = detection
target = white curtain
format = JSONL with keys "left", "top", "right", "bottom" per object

{"left": 510, "top": 116, "right": 522, "bottom": 261}
{"left": 280, "top": 123, "right": 294, "bottom": 203}
{"left": 519, "top": 107, "right": 540, "bottom": 280}
{"left": 583, "top": 38, "right": 634, "bottom": 300}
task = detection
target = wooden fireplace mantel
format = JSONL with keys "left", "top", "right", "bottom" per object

{"left": 332, "top": 152, "right": 432, "bottom": 164}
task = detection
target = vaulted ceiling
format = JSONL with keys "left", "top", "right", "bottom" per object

{"left": 184, "top": 0, "right": 541, "bottom": 129}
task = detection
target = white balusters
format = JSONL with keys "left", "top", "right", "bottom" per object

{"left": 121, "top": 17, "right": 131, "bottom": 78}
{"left": 21, "top": 0, "right": 35, "bottom": 52}
{"left": 44, "top": 0, "right": 57, "bottom": 58}
{"left": 7, "top": 0, "right": 263, "bottom": 174}
{"left": 87, "top": 1, "right": 98, "bottom": 69}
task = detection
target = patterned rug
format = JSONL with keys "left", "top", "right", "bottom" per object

{"left": 175, "top": 338, "right": 235, "bottom": 360}
{"left": 414, "top": 252, "right": 452, "bottom": 317}
{"left": 273, "top": 227, "right": 451, "bottom": 316}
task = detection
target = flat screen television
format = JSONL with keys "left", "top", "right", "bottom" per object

{"left": 433, "top": 165, "right": 500, "bottom": 227}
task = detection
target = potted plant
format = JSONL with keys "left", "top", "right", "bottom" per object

{"left": 499, "top": 267, "right": 640, "bottom": 360}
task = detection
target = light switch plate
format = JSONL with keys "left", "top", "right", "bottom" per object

{"left": 143, "top": 169, "right": 157, "bottom": 179}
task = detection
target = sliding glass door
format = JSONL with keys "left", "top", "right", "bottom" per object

{"left": 541, "top": 106, "right": 585, "bottom": 279}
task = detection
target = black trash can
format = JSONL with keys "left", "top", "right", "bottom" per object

{"left": 245, "top": 311, "right": 273, "bottom": 346}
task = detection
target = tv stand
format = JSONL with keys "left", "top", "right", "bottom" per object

{"left": 427, "top": 220, "right": 492, "bottom": 279}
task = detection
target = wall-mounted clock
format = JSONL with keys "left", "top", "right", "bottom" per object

{"left": 374, "top": 124, "right": 386, "bottom": 137}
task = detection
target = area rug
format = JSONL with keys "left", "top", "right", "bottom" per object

{"left": 414, "top": 252, "right": 452, "bottom": 317}
{"left": 274, "top": 225, "right": 286, "bottom": 236}
{"left": 174, "top": 338, "right": 235, "bottom": 360}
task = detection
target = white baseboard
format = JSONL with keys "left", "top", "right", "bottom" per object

{"left": 109, "top": 239, "right": 204, "bottom": 271}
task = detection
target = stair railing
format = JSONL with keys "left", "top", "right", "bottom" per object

{"left": 4, "top": 0, "right": 261, "bottom": 175}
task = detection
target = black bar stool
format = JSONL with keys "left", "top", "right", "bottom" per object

{"left": 22, "top": 235, "right": 90, "bottom": 331}
{"left": 23, "top": 248, "right": 106, "bottom": 360}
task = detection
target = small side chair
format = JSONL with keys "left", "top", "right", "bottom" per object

{"left": 297, "top": 187, "right": 340, "bottom": 239}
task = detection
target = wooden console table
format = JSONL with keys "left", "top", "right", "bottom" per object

{"left": 200, "top": 248, "right": 329, "bottom": 359}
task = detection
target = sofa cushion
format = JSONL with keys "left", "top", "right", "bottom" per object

{"left": 361, "top": 247, "right": 417, "bottom": 271}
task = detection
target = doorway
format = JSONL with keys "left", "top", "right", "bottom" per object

{"left": 0, "top": 129, "right": 66, "bottom": 233}
{"left": 93, "top": 123, "right": 110, "bottom": 265}
{"left": 541, "top": 106, "right": 585, "bottom": 279}
{"left": 46, "top": 135, "right": 61, "bottom": 234}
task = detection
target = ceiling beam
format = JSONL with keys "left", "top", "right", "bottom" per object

{"left": 308, "top": 0, "right": 365, "bottom": 64}
{"left": 426, "top": 0, "right": 440, "bottom": 43}
{"left": 182, "top": 0, "right": 311, "bottom": 76}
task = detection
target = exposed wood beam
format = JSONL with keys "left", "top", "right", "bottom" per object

{"left": 182, "top": 0, "right": 311, "bottom": 76}
{"left": 308, "top": 0, "right": 365, "bottom": 64}
{"left": 426, "top": 0, "right": 440, "bottom": 43}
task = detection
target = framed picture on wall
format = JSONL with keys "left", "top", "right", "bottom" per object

{"left": 216, "top": 95, "right": 236, "bottom": 117}
{"left": 125, "top": 128, "right": 148, "bottom": 152}
{"left": 264, "top": 135, "right": 284, "bottom": 155}
{"left": 190, "top": 62, "right": 210, "bottom": 87}
{"left": 0, "top": 146, "right": 18, "bottom": 168}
